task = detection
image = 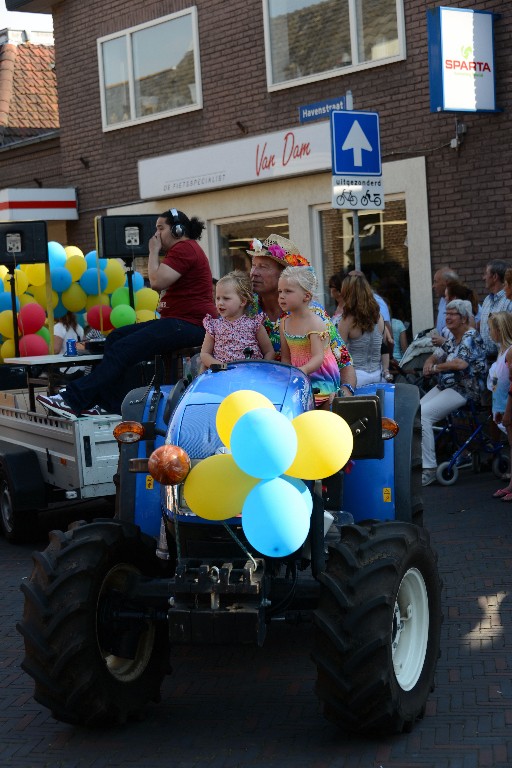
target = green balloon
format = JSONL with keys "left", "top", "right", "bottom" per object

{"left": 111, "top": 287, "right": 131, "bottom": 308}
{"left": 36, "top": 326, "right": 51, "bottom": 343}
{"left": 110, "top": 304, "right": 136, "bottom": 328}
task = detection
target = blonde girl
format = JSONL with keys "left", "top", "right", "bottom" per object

{"left": 200, "top": 270, "right": 274, "bottom": 368}
{"left": 278, "top": 266, "right": 340, "bottom": 408}
{"left": 488, "top": 312, "right": 512, "bottom": 499}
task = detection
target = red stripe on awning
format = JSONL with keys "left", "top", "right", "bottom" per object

{"left": 0, "top": 201, "right": 77, "bottom": 211}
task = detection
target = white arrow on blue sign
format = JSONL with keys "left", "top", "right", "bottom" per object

{"left": 330, "top": 111, "right": 382, "bottom": 176}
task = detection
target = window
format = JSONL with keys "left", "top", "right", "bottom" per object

{"left": 216, "top": 214, "right": 289, "bottom": 277}
{"left": 98, "top": 9, "right": 202, "bottom": 131}
{"left": 264, "top": 0, "right": 405, "bottom": 89}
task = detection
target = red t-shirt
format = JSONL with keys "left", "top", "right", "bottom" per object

{"left": 157, "top": 239, "right": 216, "bottom": 325}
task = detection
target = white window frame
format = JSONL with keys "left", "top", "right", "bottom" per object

{"left": 263, "top": 0, "right": 406, "bottom": 92}
{"left": 97, "top": 8, "right": 202, "bottom": 132}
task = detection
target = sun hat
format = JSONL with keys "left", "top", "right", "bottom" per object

{"left": 246, "top": 234, "right": 310, "bottom": 267}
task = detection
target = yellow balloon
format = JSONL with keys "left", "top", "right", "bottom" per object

{"left": 65, "top": 245, "right": 84, "bottom": 259}
{"left": 62, "top": 283, "right": 87, "bottom": 312}
{"left": 136, "top": 309, "right": 157, "bottom": 323}
{"left": 0, "top": 265, "right": 8, "bottom": 280}
{"left": 134, "top": 287, "right": 159, "bottom": 312}
{"left": 64, "top": 255, "right": 87, "bottom": 282}
{"left": 31, "top": 284, "right": 58, "bottom": 309}
{"left": 216, "top": 390, "right": 274, "bottom": 449}
{"left": 0, "top": 310, "right": 16, "bottom": 338}
{"left": 104, "top": 259, "right": 126, "bottom": 294}
{"left": 285, "top": 410, "right": 354, "bottom": 480}
{"left": 4, "top": 270, "right": 29, "bottom": 296}
{"left": 25, "top": 263, "right": 47, "bottom": 286}
{"left": 19, "top": 294, "right": 38, "bottom": 308}
{"left": 1, "top": 337, "right": 16, "bottom": 359}
{"left": 183, "top": 454, "right": 259, "bottom": 520}
{"left": 86, "top": 293, "right": 109, "bottom": 311}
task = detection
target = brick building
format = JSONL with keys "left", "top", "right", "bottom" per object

{"left": 2, "top": 0, "right": 512, "bottom": 332}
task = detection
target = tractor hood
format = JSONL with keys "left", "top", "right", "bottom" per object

{"left": 167, "top": 360, "right": 312, "bottom": 460}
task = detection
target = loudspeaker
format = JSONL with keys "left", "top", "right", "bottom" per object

{"left": 169, "top": 208, "right": 184, "bottom": 238}
{"left": 96, "top": 215, "right": 157, "bottom": 260}
{"left": 0, "top": 221, "right": 48, "bottom": 267}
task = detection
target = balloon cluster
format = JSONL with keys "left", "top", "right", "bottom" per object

{"left": 0, "top": 241, "right": 159, "bottom": 360}
{"left": 182, "top": 390, "right": 354, "bottom": 558}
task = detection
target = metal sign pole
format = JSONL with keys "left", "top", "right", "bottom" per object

{"left": 352, "top": 211, "right": 361, "bottom": 272}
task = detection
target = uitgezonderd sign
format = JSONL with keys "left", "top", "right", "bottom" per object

{"left": 427, "top": 7, "right": 498, "bottom": 113}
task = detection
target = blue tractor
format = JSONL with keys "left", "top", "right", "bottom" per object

{"left": 18, "top": 359, "right": 442, "bottom": 735}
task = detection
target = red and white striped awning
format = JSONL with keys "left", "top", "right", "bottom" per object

{"left": 0, "top": 188, "right": 78, "bottom": 221}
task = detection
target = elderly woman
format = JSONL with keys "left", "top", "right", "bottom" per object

{"left": 420, "top": 299, "right": 487, "bottom": 486}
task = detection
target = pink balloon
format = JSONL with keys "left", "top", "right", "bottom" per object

{"left": 87, "top": 304, "right": 114, "bottom": 331}
{"left": 19, "top": 334, "right": 49, "bottom": 356}
{"left": 18, "top": 303, "right": 46, "bottom": 335}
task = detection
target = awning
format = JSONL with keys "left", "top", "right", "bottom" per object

{"left": 0, "top": 188, "right": 78, "bottom": 221}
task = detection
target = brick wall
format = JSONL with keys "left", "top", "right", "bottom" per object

{"left": 2, "top": 0, "right": 511, "bottom": 305}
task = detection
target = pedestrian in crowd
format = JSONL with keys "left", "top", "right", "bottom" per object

{"left": 328, "top": 270, "right": 344, "bottom": 327}
{"left": 348, "top": 269, "right": 393, "bottom": 353}
{"left": 278, "top": 265, "right": 340, "bottom": 409}
{"left": 432, "top": 265, "right": 459, "bottom": 334}
{"left": 37, "top": 208, "right": 216, "bottom": 418}
{"left": 247, "top": 235, "right": 356, "bottom": 396}
{"left": 52, "top": 311, "right": 86, "bottom": 381}
{"left": 420, "top": 299, "right": 487, "bottom": 486}
{"left": 200, "top": 270, "right": 274, "bottom": 367}
{"left": 478, "top": 259, "right": 512, "bottom": 362}
{"left": 487, "top": 312, "right": 512, "bottom": 500}
{"left": 431, "top": 279, "right": 480, "bottom": 348}
{"left": 337, "top": 273, "right": 387, "bottom": 386}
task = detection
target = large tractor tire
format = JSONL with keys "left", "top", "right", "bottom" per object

{"left": 0, "top": 468, "right": 38, "bottom": 543}
{"left": 17, "top": 519, "right": 170, "bottom": 726}
{"left": 313, "top": 521, "right": 442, "bottom": 736}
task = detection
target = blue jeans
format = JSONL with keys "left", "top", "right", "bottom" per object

{"left": 63, "top": 318, "right": 205, "bottom": 414}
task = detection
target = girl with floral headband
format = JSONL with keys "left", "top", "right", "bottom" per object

{"left": 278, "top": 265, "right": 340, "bottom": 408}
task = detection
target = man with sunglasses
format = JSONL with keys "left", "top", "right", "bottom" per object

{"left": 37, "top": 209, "right": 215, "bottom": 418}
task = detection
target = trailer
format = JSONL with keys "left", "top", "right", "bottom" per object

{"left": 0, "top": 389, "right": 120, "bottom": 542}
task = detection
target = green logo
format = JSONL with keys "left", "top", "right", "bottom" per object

{"left": 461, "top": 45, "right": 473, "bottom": 59}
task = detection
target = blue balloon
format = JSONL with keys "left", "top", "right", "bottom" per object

{"left": 53, "top": 299, "right": 67, "bottom": 319}
{"left": 48, "top": 241, "right": 67, "bottom": 270}
{"left": 0, "top": 280, "right": 3, "bottom": 293}
{"left": 50, "top": 266, "right": 73, "bottom": 293}
{"left": 125, "top": 271, "right": 144, "bottom": 292}
{"left": 282, "top": 476, "right": 313, "bottom": 516}
{"left": 80, "top": 267, "right": 108, "bottom": 295}
{"left": 230, "top": 408, "right": 298, "bottom": 479}
{"left": 242, "top": 477, "right": 310, "bottom": 557}
{"left": 0, "top": 293, "right": 18, "bottom": 311}
{"left": 85, "top": 250, "right": 107, "bottom": 270}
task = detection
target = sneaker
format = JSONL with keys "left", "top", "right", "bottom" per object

{"left": 422, "top": 468, "right": 437, "bottom": 487}
{"left": 37, "top": 393, "right": 104, "bottom": 419}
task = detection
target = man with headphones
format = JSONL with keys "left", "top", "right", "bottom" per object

{"left": 37, "top": 209, "right": 216, "bottom": 418}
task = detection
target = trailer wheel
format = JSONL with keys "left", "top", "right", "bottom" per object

{"left": 313, "top": 521, "right": 442, "bottom": 736}
{"left": 17, "top": 519, "right": 169, "bottom": 725}
{"left": 0, "top": 468, "right": 38, "bottom": 543}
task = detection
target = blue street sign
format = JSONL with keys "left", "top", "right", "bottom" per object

{"left": 330, "top": 111, "right": 382, "bottom": 176}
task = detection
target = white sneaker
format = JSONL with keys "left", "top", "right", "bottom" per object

{"left": 36, "top": 393, "right": 103, "bottom": 419}
{"left": 422, "top": 469, "right": 437, "bottom": 487}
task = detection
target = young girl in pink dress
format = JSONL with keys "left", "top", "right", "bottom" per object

{"left": 200, "top": 270, "right": 275, "bottom": 367}
{"left": 278, "top": 266, "right": 340, "bottom": 408}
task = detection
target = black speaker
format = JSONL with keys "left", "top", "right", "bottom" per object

{"left": 0, "top": 221, "right": 48, "bottom": 267}
{"left": 96, "top": 214, "right": 157, "bottom": 260}
{"left": 169, "top": 208, "right": 184, "bottom": 238}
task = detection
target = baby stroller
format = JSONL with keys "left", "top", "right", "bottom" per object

{"left": 390, "top": 329, "right": 435, "bottom": 397}
{"left": 433, "top": 397, "right": 509, "bottom": 485}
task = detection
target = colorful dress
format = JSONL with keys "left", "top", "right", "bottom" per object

{"left": 282, "top": 318, "right": 340, "bottom": 406}
{"left": 203, "top": 314, "right": 265, "bottom": 363}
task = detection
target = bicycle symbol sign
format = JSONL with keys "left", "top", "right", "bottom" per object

{"left": 331, "top": 175, "right": 385, "bottom": 210}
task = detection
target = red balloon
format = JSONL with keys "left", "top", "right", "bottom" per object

{"left": 87, "top": 304, "right": 114, "bottom": 331}
{"left": 148, "top": 445, "right": 191, "bottom": 485}
{"left": 18, "top": 303, "right": 46, "bottom": 335}
{"left": 19, "top": 334, "right": 49, "bottom": 356}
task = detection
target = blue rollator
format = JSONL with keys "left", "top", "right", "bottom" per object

{"left": 434, "top": 398, "right": 509, "bottom": 485}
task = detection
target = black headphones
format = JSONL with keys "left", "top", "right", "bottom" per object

{"left": 169, "top": 208, "right": 184, "bottom": 238}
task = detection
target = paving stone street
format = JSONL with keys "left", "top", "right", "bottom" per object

{"left": 0, "top": 470, "right": 510, "bottom": 768}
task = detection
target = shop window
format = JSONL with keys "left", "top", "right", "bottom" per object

{"left": 264, "top": 0, "right": 404, "bottom": 89}
{"left": 216, "top": 214, "right": 289, "bottom": 278}
{"left": 98, "top": 8, "right": 202, "bottom": 131}
{"left": 319, "top": 198, "right": 411, "bottom": 332}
